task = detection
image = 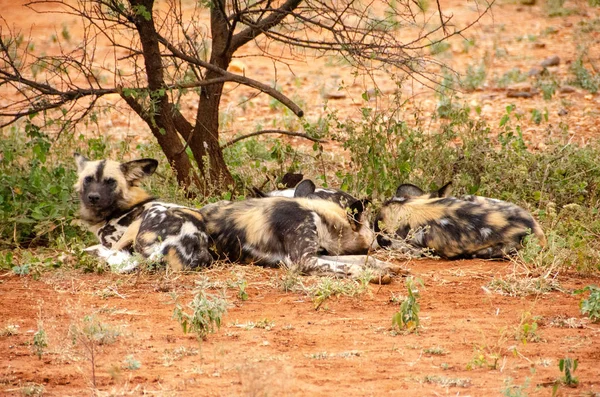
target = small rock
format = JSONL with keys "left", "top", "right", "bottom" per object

{"left": 481, "top": 104, "right": 494, "bottom": 114}
{"left": 534, "top": 42, "right": 546, "bottom": 49}
{"left": 322, "top": 91, "right": 346, "bottom": 100}
{"left": 519, "top": 0, "right": 536, "bottom": 4}
{"left": 558, "top": 108, "right": 568, "bottom": 116}
{"left": 507, "top": 83, "right": 537, "bottom": 98}
{"left": 528, "top": 67, "right": 542, "bottom": 77}
{"left": 560, "top": 85, "right": 577, "bottom": 93}
{"left": 507, "top": 91, "right": 537, "bottom": 98}
{"left": 508, "top": 82, "right": 533, "bottom": 91}
{"left": 541, "top": 55, "right": 560, "bottom": 68}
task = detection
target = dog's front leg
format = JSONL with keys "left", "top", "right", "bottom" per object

{"left": 83, "top": 244, "right": 139, "bottom": 273}
{"left": 296, "top": 255, "right": 395, "bottom": 284}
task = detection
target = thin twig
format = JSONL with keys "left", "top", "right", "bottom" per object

{"left": 221, "top": 129, "right": 326, "bottom": 149}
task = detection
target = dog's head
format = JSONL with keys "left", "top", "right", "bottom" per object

{"left": 74, "top": 154, "right": 158, "bottom": 223}
{"left": 373, "top": 182, "right": 452, "bottom": 248}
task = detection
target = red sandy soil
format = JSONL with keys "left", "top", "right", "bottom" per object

{"left": 1, "top": 261, "right": 600, "bottom": 396}
{"left": 2, "top": 0, "right": 600, "bottom": 395}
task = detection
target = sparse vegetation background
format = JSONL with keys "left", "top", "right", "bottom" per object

{"left": 1, "top": 0, "right": 600, "bottom": 395}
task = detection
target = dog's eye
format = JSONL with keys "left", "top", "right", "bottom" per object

{"left": 105, "top": 178, "right": 116, "bottom": 186}
{"left": 83, "top": 176, "right": 93, "bottom": 184}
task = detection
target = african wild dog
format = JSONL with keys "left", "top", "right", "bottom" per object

{"left": 256, "top": 179, "right": 359, "bottom": 209}
{"left": 374, "top": 183, "right": 546, "bottom": 259}
{"left": 74, "top": 154, "right": 212, "bottom": 272}
{"left": 199, "top": 197, "right": 399, "bottom": 281}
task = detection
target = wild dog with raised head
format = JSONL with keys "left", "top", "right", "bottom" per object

{"left": 374, "top": 183, "right": 546, "bottom": 259}
{"left": 74, "top": 154, "right": 212, "bottom": 272}
{"left": 199, "top": 197, "right": 397, "bottom": 280}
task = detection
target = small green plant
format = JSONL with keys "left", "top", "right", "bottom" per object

{"left": 460, "top": 61, "right": 487, "bottom": 91}
{"left": 74, "top": 315, "right": 121, "bottom": 345}
{"left": 391, "top": 277, "right": 423, "bottom": 333}
{"left": 467, "top": 347, "right": 501, "bottom": 370}
{"left": 236, "top": 279, "right": 249, "bottom": 301}
{"left": 69, "top": 314, "right": 120, "bottom": 388}
{"left": 12, "top": 264, "right": 30, "bottom": 276}
{"left": 124, "top": 355, "right": 141, "bottom": 370}
{"left": 279, "top": 267, "right": 302, "bottom": 292}
{"left": 161, "top": 346, "right": 199, "bottom": 366}
{"left": 20, "top": 383, "right": 45, "bottom": 396}
{"left": 430, "top": 41, "right": 451, "bottom": 55}
{"left": 423, "top": 375, "right": 471, "bottom": 388}
{"left": 546, "top": 0, "right": 575, "bottom": 16}
{"left": 172, "top": 291, "right": 228, "bottom": 340}
{"left": 515, "top": 312, "right": 542, "bottom": 344}
{"left": 496, "top": 68, "right": 527, "bottom": 88}
{"left": 502, "top": 376, "right": 532, "bottom": 397}
{"left": 424, "top": 346, "right": 447, "bottom": 355}
{"left": 558, "top": 357, "right": 579, "bottom": 387}
{"left": 569, "top": 56, "right": 599, "bottom": 93}
{"left": 32, "top": 322, "right": 48, "bottom": 360}
{"left": 0, "top": 324, "right": 19, "bottom": 336}
{"left": 235, "top": 318, "right": 275, "bottom": 331}
{"left": 308, "top": 277, "right": 368, "bottom": 310}
{"left": 574, "top": 285, "right": 600, "bottom": 322}
{"left": 530, "top": 108, "right": 548, "bottom": 125}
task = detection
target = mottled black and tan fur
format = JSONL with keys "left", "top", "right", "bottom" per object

{"left": 199, "top": 197, "right": 397, "bottom": 280}
{"left": 256, "top": 179, "right": 359, "bottom": 209}
{"left": 374, "top": 183, "right": 546, "bottom": 259}
{"left": 74, "top": 154, "right": 212, "bottom": 272}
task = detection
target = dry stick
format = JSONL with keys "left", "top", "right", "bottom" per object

{"left": 220, "top": 129, "right": 326, "bottom": 149}
{"left": 436, "top": 0, "right": 449, "bottom": 36}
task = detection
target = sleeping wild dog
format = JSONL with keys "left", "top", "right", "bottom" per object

{"left": 74, "top": 154, "right": 212, "bottom": 272}
{"left": 374, "top": 183, "right": 546, "bottom": 259}
{"left": 255, "top": 178, "right": 359, "bottom": 209}
{"left": 199, "top": 197, "right": 399, "bottom": 281}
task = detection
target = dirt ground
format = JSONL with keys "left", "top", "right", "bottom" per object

{"left": 2, "top": 0, "right": 600, "bottom": 395}
{"left": 1, "top": 261, "right": 600, "bottom": 396}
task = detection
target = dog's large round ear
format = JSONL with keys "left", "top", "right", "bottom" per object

{"left": 430, "top": 182, "right": 453, "bottom": 198}
{"left": 294, "top": 179, "right": 316, "bottom": 198}
{"left": 346, "top": 198, "right": 370, "bottom": 227}
{"left": 395, "top": 184, "right": 424, "bottom": 199}
{"left": 250, "top": 187, "right": 267, "bottom": 198}
{"left": 280, "top": 172, "right": 304, "bottom": 188}
{"left": 120, "top": 158, "right": 159, "bottom": 182}
{"left": 74, "top": 153, "right": 89, "bottom": 172}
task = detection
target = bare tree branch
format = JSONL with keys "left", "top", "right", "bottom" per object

{"left": 157, "top": 34, "right": 304, "bottom": 117}
{"left": 221, "top": 129, "right": 326, "bottom": 149}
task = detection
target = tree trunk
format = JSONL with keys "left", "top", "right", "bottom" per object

{"left": 187, "top": 0, "right": 235, "bottom": 192}
{"left": 129, "top": 0, "right": 197, "bottom": 189}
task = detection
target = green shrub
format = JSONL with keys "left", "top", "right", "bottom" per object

{"left": 392, "top": 277, "right": 423, "bottom": 333}
{"left": 0, "top": 124, "right": 80, "bottom": 248}
{"left": 173, "top": 290, "right": 228, "bottom": 340}
{"left": 575, "top": 285, "right": 600, "bottom": 322}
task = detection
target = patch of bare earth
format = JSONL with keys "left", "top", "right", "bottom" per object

{"left": 1, "top": 262, "right": 599, "bottom": 396}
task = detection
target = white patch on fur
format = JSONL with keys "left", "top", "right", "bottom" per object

{"left": 266, "top": 189, "right": 295, "bottom": 198}
{"left": 242, "top": 244, "right": 289, "bottom": 265}
{"left": 84, "top": 244, "right": 139, "bottom": 273}
{"left": 480, "top": 227, "right": 492, "bottom": 238}
{"left": 439, "top": 218, "right": 452, "bottom": 226}
{"left": 315, "top": 256, "right": 360, "bottom": 277}
{"left": 315, "top": 188, "right": 335, "bottom": 194}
